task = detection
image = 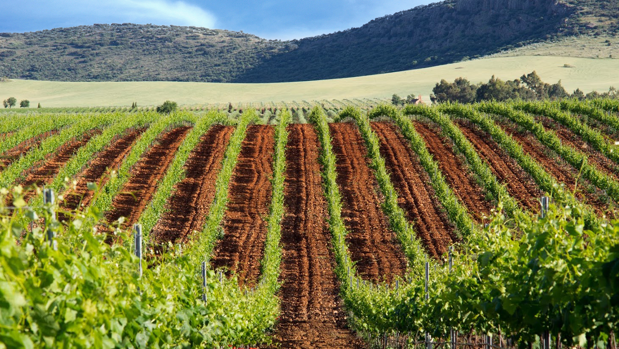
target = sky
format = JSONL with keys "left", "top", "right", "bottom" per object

{"left": 1, "top": 0, "right": 435, "bottom": 40}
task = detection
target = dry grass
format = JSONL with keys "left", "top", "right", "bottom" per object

{"left": 1, "top": 55, "right": 618, "bottom": 107}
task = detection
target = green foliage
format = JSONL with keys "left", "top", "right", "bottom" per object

{"left": 431, "top": 72, "right": 570, "bottom": 104}
{"left": 7, "top": 97, "right": 16, "bottom": 108}
{"left": 391, "top": 94, "right": 404, "bottom": 106}
{"left": 431, "top": 77, "right": 478, "bottom": 104}
{"left": 156, "top": 100, "right": 177, "bottom": 114}
{"left": 477, "top": 101, "right": 619, "bottom": 205}
{"left": 19, "top": 100, "right": 29, "bottom": 108}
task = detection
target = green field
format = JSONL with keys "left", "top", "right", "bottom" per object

{"left": 1, "top": 56, "right": 618, "bottom": 108}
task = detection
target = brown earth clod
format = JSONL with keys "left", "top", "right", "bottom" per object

{"left": 329, "top": 122, "right": 408, "bottom": 282}
{"left": 104, "top": 126, "right": 191, "bottom": 230}
{"left": 151, "top": 125, "right": 234, "bottom": 246}
{"left": 210, "top": 125, "right": 275, "bottom": 288}
{"left": 272, "top": 124, "right": 365, "bottom": 349}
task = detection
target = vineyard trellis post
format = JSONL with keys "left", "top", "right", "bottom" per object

{"left": 541, "top": 196, "right": 549, "bottom": 218}
{"left": 134, "top": 224, "right": 142, "bottom": 278}
{"left": 202, "top": 261, "right": 207, "bottom": 304}
{"left": 43, "top": 188, "right": 57, "bottom": 251}
{"left": 426, "top": 260, "right": 432, "bottom": 349}
{"left": 449, "top": 247, "right": 456, "bottom": 349}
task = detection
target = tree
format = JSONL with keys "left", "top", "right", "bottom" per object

{"left": 431, "top": 77, "right": 478, "bottom": 104}
{"left": 7, "top": 97, "right": 16, "bottom": 108}
{"left": 20, "top": 100, "right": 30, "bottom": 108}
{"left": 38, "top": 103, "right": 41, "bottom": 108}
{"left": 572, "top": 89, "right": 586, "bottom": 100}
{"left": 2, "top": 100, "right": 6, "bottom": 108}
{"left": 156, "top": 100, "right": 177, "bottom": 114}
{"left": 391, "top": 94, "right": 404, "bottom": 106}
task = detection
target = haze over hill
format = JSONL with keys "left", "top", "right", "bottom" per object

{"left": 0, "top": 0, "right": 617, "bottom": 83}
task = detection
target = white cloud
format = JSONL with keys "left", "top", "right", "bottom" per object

{"left": 36, "top": 0, "right": 217, "bottom": 29}
{"left": 109, "top": 0, "right": 217, "bottom": 27}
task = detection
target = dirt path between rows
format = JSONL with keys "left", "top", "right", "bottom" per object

{"left": 210, "top": 125, "right": 275, "bottom": 288}
{"left": 272, "top": 124, "right": 365, "bottom": 349}
{"left": 105, "top": 126, "right": 191, "bottom": 229}
{"left": 19, "top": 130, "right": 101, "bottom": 202}
{"left": 371, "top": 121, "right": 458, "bottom": 258}
{"left": 497, "top": 121, "right": 612, "bottom": 214}
{"left": 59, "top": 128, "right": 145, "bottom": 220}
{"left": 151, "top": 125, "right": 234, "bottom": 245}
{"left": 456, "top": 120, "right": 542, "bottom": 211}
{"left": 329, "top": 122, "right": 407, "bottom": 282}
{"left": 537, "top": 116, "right": 619, "bottom": 181}
{"left": 0, "top": 131, "right": 58, "bottom": 172}
{"left": 413, "top": 121, "right": 493, "bottom": 223}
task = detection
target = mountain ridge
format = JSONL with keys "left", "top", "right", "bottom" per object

{"left": 0, "top": 0, "right": 616, "bottom": 83}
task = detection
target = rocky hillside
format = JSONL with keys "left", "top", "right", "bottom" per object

{"left": 0, "top": 0, "right": 616, "bottom": 83}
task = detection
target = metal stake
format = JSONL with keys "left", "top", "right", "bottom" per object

{"left": 43, "top": 189, "right": 57, "bottom": 250}
{"left": 541, "top": 196, "right": 549, "bottom": 218}
{"left": 201, "top": 261, "right": 207, "bottom": 304}
{"left": 134, "top": 224, "right": 142, "bottom": 278}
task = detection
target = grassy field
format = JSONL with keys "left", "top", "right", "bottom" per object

{"left": 1, "top": 56, "right": 618, "bottom": 108}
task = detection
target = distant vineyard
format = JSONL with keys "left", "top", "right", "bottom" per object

{"left": 0, "top": 99, "right": 618, "bottom": 348}
{"left": 0, "top": 97, "right": 387, "bottom": 118}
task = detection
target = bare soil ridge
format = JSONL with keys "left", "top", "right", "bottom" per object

{"left": 273, "top": 124, "right": 365, "bottom": 349}
{"left": 105, "top": 126, "right": 191, "bottom": 228}
{"left": 329, "top": 122, "right": 407, "bottom": 282}
{"left": 60, "top": 128, "right": 145, "bottom": 218}
{"left": 456, "top": 120, "right": 542, "bottom": 211}
{"left": 210, "top": 125, "right": 275, "bottom": 288}
{"left": 20, "top": 130, "right": 100, "bottom": 202}
{"left": 152, "top": 125, "right": 234, "bottom": 245}
{"left": 412, "top": 121, "right": 493, "bottom": 222}
{"left": 372, "top": 121, "right": 459, "bottom": 258}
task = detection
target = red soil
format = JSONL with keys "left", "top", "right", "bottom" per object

{"left": 371, "top": 121, "right": 458, "bottom": 258}
{"left": 105, "top": 126, "right": 191, "bottom": 229}
{"left": 412, "top": 121, "right": 493, "bottom": 223}
{"left": 329, "top": 122, "right": 408, "bottom": 282}
{"left": 0, "top": 130, "right": 58, "bottom": 172}
{"left": 151, "top": 125, "right": 234, "bottom": 244}
{"left": 59, "top": 128, "right": 145, "bottom": 219}
{"left": 210, "top": 125, "right": 275, "bottom": 288}
{"left": 273, "top": 124, "right": 365, "bottom": 349}
{"left": 19, "top": 130, "right": 101, "bottom": 202}
{"left": 498, "top": 121, "right": 612, "bottom": 214}
{"left": 456, "top": 120, "right": 542, "bottom": 211}
{"left": 538, "top": 117, "right": 619, "bottom": 180}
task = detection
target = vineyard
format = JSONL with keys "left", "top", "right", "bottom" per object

{"left": 0, "top": 99, "right": 618, "bottom": 349}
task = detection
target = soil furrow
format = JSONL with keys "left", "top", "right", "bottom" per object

{"left": 273, "top": 124, "right": 365, "bottom": 349}
{"left": 371, "top": 121, "right": 457, "bottom": 258}
{"left": 210, "top": 125, "right": 275, "bottom": 288}
{"left": 59, "top": 128, "right": 145, "bottom": 219}
{"left": 19, "top": 130, "right": 100, "bottom": 202}
{"left": 105, "top": 126, "right": 191, "bottom": 229}
{"left": 537, "top": 117, "right": 619, "bottom": 180}
{"left": 456, "top": 120, "right": 542, "bottom": 211}
{"left": 1, "top": 131, "right": 58, "bottom": 172}
{"left": 152, "top": 125, "right": 234, "bottom": 245}
{"left": 329, "top": 122, "right": 407, "bottom": 282}
{"left": 498, "top": 121, "right": 612, "bottom": 214}
{"left": 412, "top": 121, "right": 493, "bottom": 223}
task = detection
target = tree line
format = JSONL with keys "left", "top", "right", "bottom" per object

{"left": 2, "top": 97, "right": 33, "bottom": 108}
{"left": 428, "top": 71, "right": 618, "bottom": 104}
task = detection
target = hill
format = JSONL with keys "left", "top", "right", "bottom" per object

{"left": 0, "top": 0, "right": 617, "bottom": 83}
{"left": 1, "top": 56, "right": 618, "bottom": 108}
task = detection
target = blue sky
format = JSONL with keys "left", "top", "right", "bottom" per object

{"left": 2, "top": 0, "right": 435, "bottom": 40}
